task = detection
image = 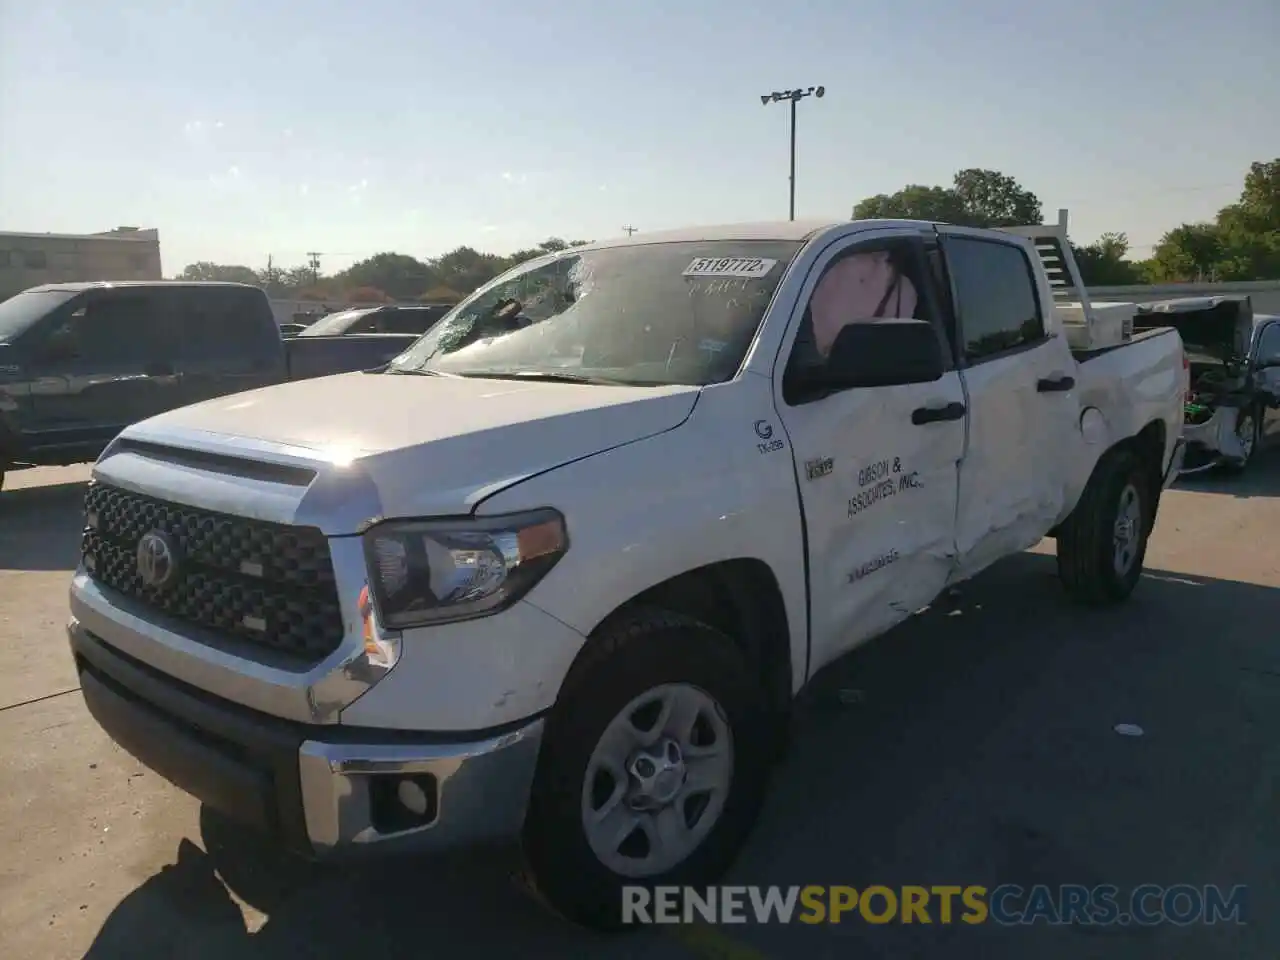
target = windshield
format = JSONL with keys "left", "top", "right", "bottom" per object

{"left": 0, "top": 289, "right": 77, "bottom": 343}
{"left": 387, "top": 240, "right": 803, "bottom": 386}
{"left": 298, "top": 309, "right": 368, "bottom": 337}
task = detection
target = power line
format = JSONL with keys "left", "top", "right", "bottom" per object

{"left": 306, "top": 251, "right": 322, "bottom": 284}
{"left": 622, "top": 225, "right": 638, "bottom": 237}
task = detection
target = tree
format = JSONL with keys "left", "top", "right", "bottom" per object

{"left": 951, "top": 168, "right": 1042, "bottom": 227}
{"left": 418, "top": 286, "right": 464, "bottom": 304}
{"left": 176, "top": 261, "right": 260, "bottom": 284}
{"left": 338, "top": 253, "right": 437, "bottom": 301}
{"left": 852, "top": 185, "right": 969, "bottom": 224}
{"left": 1146, "top": 158, "right": 1280, "bottom": 282}
{"left": 284, "top": 266, "right": 319, "bottom": 290}
{"left": 852, "top": 169, "right": 1040, "bottom": 227}
{"left": 344, "top": 286, "right": 393, "bottom": 303}
{"left": 173, "top": 235, "right": 597, "bottom": 305}
{"left": 433, "top": 246, "right": 508, "bottom": 294}
{"left": 257, "top": 258, "right": 286, "bottom": 294}
{"left": 1147, "top": 223, "right": 1226, "bottom": 282}
{"left": 1072, "top": 232, "right": 1144, "bottom": 286}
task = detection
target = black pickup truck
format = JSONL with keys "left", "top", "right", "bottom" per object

{"left": 0, "top": 281, "right": 424, "bottom": 489}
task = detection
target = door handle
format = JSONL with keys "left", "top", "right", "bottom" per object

{"left": 145, "top": 361, "right": 175, "bottom": 376}
{"left": 911, "top": 401, "right": 966, "bottom": 425}
{"left": 1037, "top": 375, "right": 1075, "bottom": 393}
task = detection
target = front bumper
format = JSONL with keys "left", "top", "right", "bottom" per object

{"left": 70, "top": 620, "right": 544, "bottom": 856}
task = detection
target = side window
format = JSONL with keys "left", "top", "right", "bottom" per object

{"left": 57, "top": 294, "right": 164, "bottom": 364}
{"left": 945, "top": 237, "right": 1045, "bottom": 362}
{"left": 1258, "top": 324, "right": 1280, "bottom": 364}
{"left": 348, "top": 312, "right": 382, "bottom": 334}
{"left": 784, "top": 239, "right": 930, "bottom": 384}
{"left": 382, "top": 310, "right": 430, "bottom": 334}
{"left": 168, "top": 289, "right": 275, "bottom": 360}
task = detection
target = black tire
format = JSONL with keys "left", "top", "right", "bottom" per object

{"left": 521, "top": 607, "right": 772, "bottom": 931}
{"left": 1221, "top": 406, "right": 1260, "bottom": 475}
{"left": 1056, "top": 446, "right": 1153, "bottom": 605}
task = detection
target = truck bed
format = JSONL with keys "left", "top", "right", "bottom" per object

{"left": 1071, "top": 325, "right": 1179, "bottom": 363}
{"left": 283, "top": 332, "right": 419, "bottom": 381}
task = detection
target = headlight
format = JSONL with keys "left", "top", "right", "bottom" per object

{"left": 362, "top": 509, "right": 568, "bottom": 630}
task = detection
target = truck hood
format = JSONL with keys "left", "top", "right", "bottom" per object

{"left": 110, "top": 371, "right": 700, "bottom": 532}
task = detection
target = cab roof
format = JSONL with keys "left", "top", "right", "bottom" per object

{"left": 571, "top": 218, "right": 941, "bottom": 252}
{"left": 20, "top": 281, "right": 259, "bottom": 293}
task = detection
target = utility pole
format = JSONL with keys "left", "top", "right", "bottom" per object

{"left": 759, "top": 86, "right": 825, "bottom": 221}
{"left": 306, "top": 252, "right": 322, "bottom": 285}
{"left": 622, "top": 226, "right": 638, "bottom": 237}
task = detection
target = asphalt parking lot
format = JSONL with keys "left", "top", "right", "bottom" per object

{"left": 2, "top": 454, "right": 1279, "bottom": 960}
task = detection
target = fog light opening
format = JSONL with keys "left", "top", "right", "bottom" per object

{"left": 369, "top": 773, "right": 439, "bottom": 834}
{"left": 398, "top": 779, "right": 430, "bottom": 816}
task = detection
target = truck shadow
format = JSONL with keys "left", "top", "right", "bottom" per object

{"left": 0, "top": 480, "right": 87, "bottom": 572}
{"left": 82, "top": 554, "right": 1280, "bottom": 959}
{"left": 1173, "top": 445, "right": 1280, "bottom": 498}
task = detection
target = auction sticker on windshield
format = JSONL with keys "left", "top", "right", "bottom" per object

{"left": 683, "top": 257, "right": 778, "bottom": 279}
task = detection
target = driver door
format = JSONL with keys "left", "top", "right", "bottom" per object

{"left": 24, "top": 290, "right": 179, "bottom": 452}
{"left": 773, "top": 231, "right": 966, "bottom": 675}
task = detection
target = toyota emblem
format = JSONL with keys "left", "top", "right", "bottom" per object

{"left": 136, "top": 530, "right": 179, "bottom": 590}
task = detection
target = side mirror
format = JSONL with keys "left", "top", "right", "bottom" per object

{"left": 807, "top": 319, "right": 945, "bottom": 392}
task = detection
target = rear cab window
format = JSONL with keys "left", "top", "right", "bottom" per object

{"left": 162, "top": 287, "right": 280, "bottom": 361}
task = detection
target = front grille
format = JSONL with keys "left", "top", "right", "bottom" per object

{"left": 81, "top": 483, "right": 345, "bottom": 661}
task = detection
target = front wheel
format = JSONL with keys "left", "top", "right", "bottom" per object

{"left": 521, "top": 608, "right": 771, "bottom": 930}
{"left": 1056, "top": 447, "right": 1153, "bottom": 605}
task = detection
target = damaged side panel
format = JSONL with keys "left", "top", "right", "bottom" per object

{"left": 781, "top": 373, "right": 967, "bottom": 678}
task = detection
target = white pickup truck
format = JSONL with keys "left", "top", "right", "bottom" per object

{"left": 69, "top": 218, "right": 1186, "bottom": 929}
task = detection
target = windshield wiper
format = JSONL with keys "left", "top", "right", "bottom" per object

{"left": 381, "top": 366, "right": 444, "bottom": 376}
{"left": 455, "top": 370, "right": 633, "bottom": 386}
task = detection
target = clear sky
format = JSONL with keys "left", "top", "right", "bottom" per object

{"left": 1, "top": 0, "right": 1276, "bottom": 276}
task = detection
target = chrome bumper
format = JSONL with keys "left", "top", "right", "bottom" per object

{"left": 299, "top": 722, "right": 544, "bottom": 853}
{"left": 70, "top": 619, "right": 543, "bottom": 856}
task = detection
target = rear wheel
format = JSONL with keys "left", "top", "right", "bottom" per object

{"left": 521, "top": 608, "right": 771, "bottom": 930}
{"left": 1057, "top": 447, "right": 1153, "bottom": 605}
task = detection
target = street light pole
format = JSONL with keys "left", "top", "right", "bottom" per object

{"left": 760, "top": 86, "right": 825, "bottom": 221}
{"left": 788, "top": 95, "right": 797, "bottom": 221}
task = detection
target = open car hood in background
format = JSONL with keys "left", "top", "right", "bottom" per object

{"left": 1133, "top": 295, "right": 1253, "bottom": 363}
